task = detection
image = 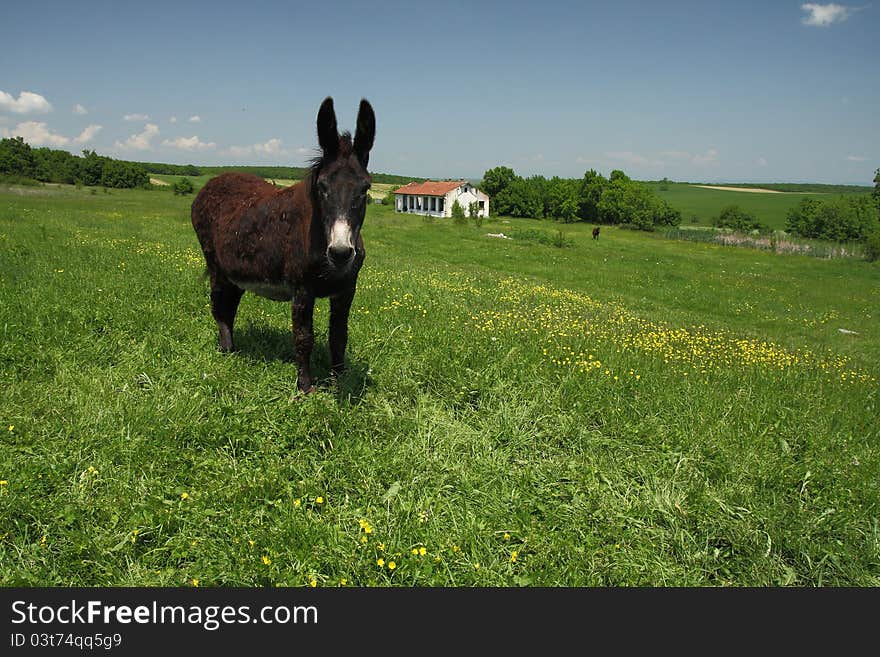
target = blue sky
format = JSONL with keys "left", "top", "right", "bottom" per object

{"left": 2, "top": 1, "right": 877, "bottom": 183}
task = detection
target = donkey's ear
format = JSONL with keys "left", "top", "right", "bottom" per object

{"left": 353, "top": 99, "right": 375, "bottom": 168}
{"left": 317, "top": 97, "right": 338, "bottom": 156}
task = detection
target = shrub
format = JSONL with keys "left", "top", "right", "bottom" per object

{"left": 865, "top": 229, "right": 880, "bottom": 262}
{"left": 451, "top": 200, "right": 466, "bottom": 225}
{"left": 468, "top": 201, "right": 483, "bottom": 227}
{"left": 714, "top": 205, "right": 767, "bottom": 232}
{"left": 786, "top": 196, "right": 878, "bottom": 242}
{"left": 173, "top": 177, "right": 195, "bottom": 195}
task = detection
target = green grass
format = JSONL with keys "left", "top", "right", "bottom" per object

{"left": 1, "top": 183, "right": 878, "bottom": 586}
{"left": 645, "top": 182, "right": 872, "bottom": 230}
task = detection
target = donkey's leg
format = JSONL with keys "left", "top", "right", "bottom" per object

{"left": 210, "top": 277, "right": 244, "bottom": 353}
{"left": 329, "top": 286, "right": 356, "bottom": 376}
{"left": 292, "top": 288, "right": 316, "bottom": 393}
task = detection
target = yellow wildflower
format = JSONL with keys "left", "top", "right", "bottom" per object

{"left": 261, "top": 556, "right": 271, "bottom": 566}
{"left": 387, "top": 561, "right": 396, "bottom": 570}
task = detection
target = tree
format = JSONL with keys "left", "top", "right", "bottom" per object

{"left": 498, "top": 177, "right": 544, "bottom": 218}
{"left": 78, "top": 150, "right": 104, "bottom": 186}
{"left": 32, "top": 147, "right": 79, "bottom": 184}
{"left": 481, "top": 166, "right": 516, "bottom": 199}
{"left": 546, "top": 177, "right": 579, "bottom": 222}
{"left": 0, "top": 137, "right": 37, "bottom": 178}
{"left": 597, "top": 179, "right": 681, "bottom": 230}
{"left": 609, "top": 169, "right": 631, "bottom": 184}
{"left": 578, "top": 169, "right": 608, "bottom": 222}
{"left": 873, "top": 168, "right": 880, "bottom": 212}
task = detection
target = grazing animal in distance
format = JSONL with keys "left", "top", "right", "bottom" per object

{"left": 592, "top": 226, "right": 600, "bottom": 240}
{"left": 191, "top": 97, "right": 376, "bottom": 393}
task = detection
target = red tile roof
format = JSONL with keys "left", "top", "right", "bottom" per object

{"left": 393, "top": 180, "right": 466, "bottom": 196}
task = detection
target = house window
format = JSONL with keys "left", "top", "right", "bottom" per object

{"left": 439, "top": 198, "right": 444, "bottom": 212}
{"left": 479, "top": 201, "right": 485, "bottom": 210}
{"left": 409, "top": 196, "right": 414, "bottom": 209}
{"left": 431, "top": 197, "right": 437, "bottom": 211}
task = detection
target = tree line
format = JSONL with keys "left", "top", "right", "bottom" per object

{"left": 480, "top": 166, "right": 681, "bottom": 230}
{"left": 1, "top": 137, "right": 149, "bottom": 188}
{"left": 136, "top": 162, "right": 421, "bottom": 186}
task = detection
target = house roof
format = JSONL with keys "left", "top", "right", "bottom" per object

{"left": 393, "top": 180, "right": 466, "bottom": 196}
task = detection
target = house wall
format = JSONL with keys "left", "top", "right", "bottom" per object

{"left": 444, "top": 185, "right": 490, "bottom": 218}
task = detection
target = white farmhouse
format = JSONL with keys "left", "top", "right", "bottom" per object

{"left": 393, "top": 180, "right": 489, "bottom": 218}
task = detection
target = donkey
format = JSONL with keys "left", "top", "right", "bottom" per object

{"left": 191, "top": 97, "right": 375, "bottom": 393}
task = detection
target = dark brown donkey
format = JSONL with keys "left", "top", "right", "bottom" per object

{"left": 191, "top": 97, "right": 375, "bottom": 393}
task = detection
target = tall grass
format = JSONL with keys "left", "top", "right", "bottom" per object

{"left": 663, "top": 227, "right": 868, "bottom": 260}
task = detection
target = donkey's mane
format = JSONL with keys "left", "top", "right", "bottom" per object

{"left": 307, "top": 131, "right": 353, "bottom": 188}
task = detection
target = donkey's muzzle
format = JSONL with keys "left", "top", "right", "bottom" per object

{"left": 328, "top": 244, "right": 355, "bottom": 266}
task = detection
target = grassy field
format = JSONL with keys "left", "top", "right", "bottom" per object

{"left": 150, "top": 173, "right": 397, "bottom": 202}
{"left": 645, "top": 182, "right": 872, "bottom": 230}
{"left": 1, "top": 183, "right": 878, "bottom": 586}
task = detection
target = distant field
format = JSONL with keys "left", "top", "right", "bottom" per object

{"left": 151, "top": 174, "right": 398, "bottom": 201}
{"left": 1, "top": 182, "right": 878, "bottom": 586}
{"left": 644, "top": 182, "right": 872, "bottom": 230}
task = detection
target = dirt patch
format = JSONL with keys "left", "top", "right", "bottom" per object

{"left": 691, "top": 185, "right": 785, "bottom": 194}
{"left": 150, "top": 178, "right": 170, "bottom": 186}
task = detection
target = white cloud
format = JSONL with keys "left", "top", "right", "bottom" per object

{"left": 846, "top": 155, "right": 867, "bottom": 162}
{"left": 801, "top": 3, "right": 851, "bottom": 26}
{"left": 255, "top": 138, "right": 284, "bottom": 155}
{"left": 188, "top": 115, "right": 201, "bottom": 123}
{"left": 74, "top": 124, "right": 102, "bottom": 144}
{"left": 124, "top": 113, "right": 150, "bottom": 122}
{"left": 692, "top": 148, "right": 718, "bottom": 165}
{"left": 661, "top": 148, "right": 719, "bottom": 166}
{"left": 6, "top": 121, "right": 69, "bottom": 146}
{"left": 225, "top": 145, "right": 253, "bottom": 158}
{"left": 295, "top": 146, "right": 312, "bottom": 157}
{"left": 162, "top": 135, "right": 216, "bottom": 151}
{"left": 756, "top": 157, "right": 768, "bottom": 167}
{"left": 605, "top": 151, "right": 664, "bottom": 167}
{"left": 115, "top": 123, "right": 159, "bottom": 150}
{"left": 72, "top": 103, "right": 87, "bottom": 115}
{"left": 225, "top": 138, "right": 288, "bottom": 159}
{"left": 0, "top": 90, "right": 52, "bottom": 114}
{"left": 169, "top": 116, "right": 177, "bottom": 124}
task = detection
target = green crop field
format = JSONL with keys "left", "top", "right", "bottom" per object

{"left": 1, "top": 182, "right": 878, "bottom": 586}
{"left": 645, "top": 182, "right": 873, "bottom": 230}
